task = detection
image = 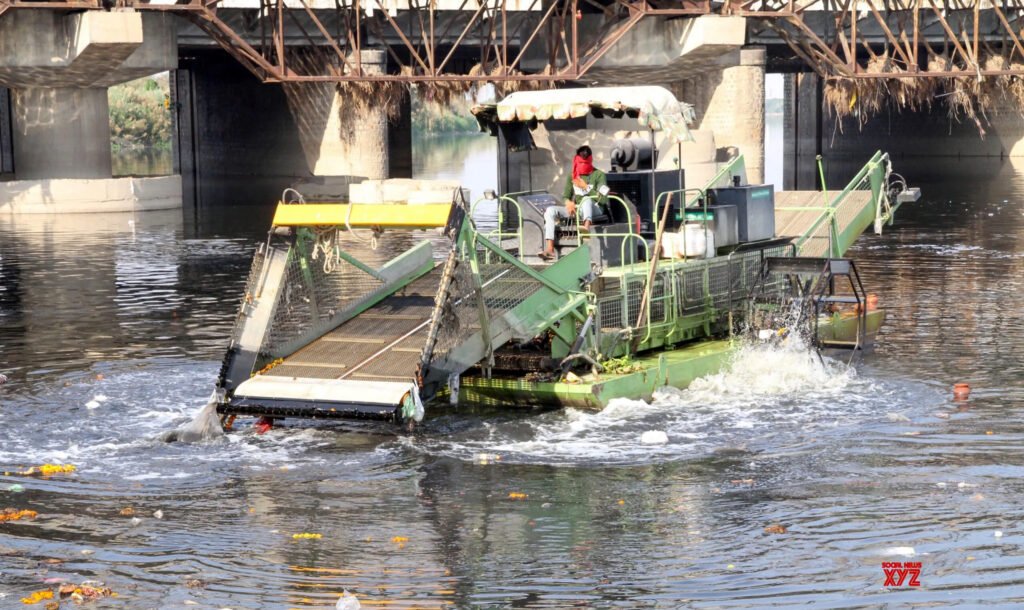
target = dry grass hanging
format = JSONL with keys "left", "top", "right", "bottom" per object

{"left": 929, "top": 52, "right": 984, "bottom": 135}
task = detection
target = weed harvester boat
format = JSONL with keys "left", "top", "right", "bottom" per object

{"left": 214, "top": 86, "right": 919, "bottom": 428}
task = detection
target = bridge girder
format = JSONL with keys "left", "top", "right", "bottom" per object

{"left": 1, "top": 0, "right": 1024, "bottom": 82}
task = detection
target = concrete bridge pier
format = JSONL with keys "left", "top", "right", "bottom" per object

{"left": 11, "top": 88, "right": 114, "bottom": 180}
{"left": 669, "top": 46, "right": 767, "bottom": 185}
{"left": 0, "top": 10, "right": 180, "bottom": 214}
{"left": 0, "top": 88, "right": 12, "bottom": 178}
{"left": 283, "top": 49, "right": 399, "bottom": 199}
{"left": 782, "top": 72, "right": 823, "bottom": 190}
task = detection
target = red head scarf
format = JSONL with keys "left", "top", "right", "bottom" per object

{"left": 572, "top": 153, "right": 594, "bottom": 180}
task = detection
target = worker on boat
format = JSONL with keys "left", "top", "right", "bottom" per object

{"left": 539, "top": 145, "right": 608, "bottom": 260}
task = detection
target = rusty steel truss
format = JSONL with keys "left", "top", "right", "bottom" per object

{"left": 3, "top": 0, "right": 1024, "bottom": 81}
{"left": 734, "top": 0, "right": 1024, "bottom": 79}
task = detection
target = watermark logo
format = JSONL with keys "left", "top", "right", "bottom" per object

{"left": 882, "top": 561, "right": 922, "bottom": 587}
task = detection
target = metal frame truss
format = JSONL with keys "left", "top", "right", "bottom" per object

{"left": 730, "top": 0, "right": 1024, "bottom": 79}
{"left": 3, "top": 0, "right": 1024, "bottom": 81}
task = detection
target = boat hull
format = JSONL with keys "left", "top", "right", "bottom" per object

{"left": 459, "top": 310, "right": 885, "bottom": 410}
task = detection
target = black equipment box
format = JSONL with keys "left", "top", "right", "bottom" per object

{"left": 605, "top": 169, "right": 683, "bottom": 230}
{"left": 708, "top": 185, "right": 775, "bottom": 243}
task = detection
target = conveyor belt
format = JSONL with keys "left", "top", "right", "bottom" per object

{"left": 774, "top": 190, "right": 874, "bottom": 257}
{"left": 264, "top": 266, "right": 443, "bottom": 381}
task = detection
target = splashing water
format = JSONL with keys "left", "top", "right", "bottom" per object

{"left": 414, "top": 336, "right": 873, "bottom": 465}
{"left": 684, "top": 334, "right": 855, "bottom": 399}
{"left": 157, "top": 391, "right": 224, "bottom": 443}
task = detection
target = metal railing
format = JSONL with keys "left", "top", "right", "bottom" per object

{"left": 570, "top": 194, "right": 649, "bottom": 266}
{"left": 471, "top": 194, "right": 524, "bottom": 262}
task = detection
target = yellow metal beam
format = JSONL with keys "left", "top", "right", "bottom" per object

{"left": 272, "top": 203, "right": 452, "bottom": 228}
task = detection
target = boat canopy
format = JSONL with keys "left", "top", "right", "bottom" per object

{"left": 472, "top": 85, "right": 695, "bottom": 143}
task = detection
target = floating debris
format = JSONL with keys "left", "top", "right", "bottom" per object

{"left": 184, "top": 579, "right": 206, "bottom": 589}
{"left": 640, "top": 430, "right": 669, "bottom": 445}
{"left": 0, "top": 373, "right": 7, "bottom": 385}
{"left": 20, "top": 590, "right": 53, "bottom": 604}
{"left": 157, "top": 392, "right": 224, "bottom": 443}
{"left": 7, "top": 484, "right": 24, "bottom": 493}
{"left": 153, "top": 510, "right": 164, "bottom": 520}
{"left": 507, "top": 492, "right": 528, "bottom": 500}
{"left": 118, "top": 507, "right": 135, "bottom": 517}
{"left": 58, "top": 582, "right": 116, "bottom": 602}
{"left": 994, "top": 530, "right": 1004, "bottom": 538}
{"left": 953, "top": 382, "right": 971, "bottom": 400}
{"left": 10, "top": 464, "right": 76, "bottom": 477}
{"left": 336, "top": 589, "right": 361, "bottom": 610}
{"left": 763, "top": 524, "right": 787, "bottom": 534}
{"left": 0, "top": 508, "right": 38, "bottom": 523}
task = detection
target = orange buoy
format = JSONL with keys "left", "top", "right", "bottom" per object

{"left": 953, "top": 383, "right": 971, "bottom": 400}
{"left": 866, "top": 294, "right": 879, "bottom": 311}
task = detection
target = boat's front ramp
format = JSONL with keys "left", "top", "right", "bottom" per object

{"left": 216, "top": 200, "right": 593, "bottom": 424}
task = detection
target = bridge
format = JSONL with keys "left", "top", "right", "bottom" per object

{"left": 0, "top": 0, "right": 1019, "bottom": 212}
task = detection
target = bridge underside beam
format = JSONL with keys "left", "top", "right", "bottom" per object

{"left": 749, "top": 3, "right": 1024, "bottom": 79}
{"left": 3, "top": 0, "right": 1024, "bottom": 82}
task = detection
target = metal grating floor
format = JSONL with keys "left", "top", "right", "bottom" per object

{"left": 265, "top": 267, "right": 442, "bottom": 380}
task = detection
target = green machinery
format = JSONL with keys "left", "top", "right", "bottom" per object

{"left": 214, "top": 149, "right": 913, "bottom": 424}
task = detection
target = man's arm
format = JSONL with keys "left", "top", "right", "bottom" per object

{"left": 593, "top": 170, "right": 608, "bottom": 205}
{"left": 563, "top": 173, "right": 574, "bottom": 204}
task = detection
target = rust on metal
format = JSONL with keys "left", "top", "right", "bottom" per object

{"left": 5, "top": 0, "right": 1024, "bottom": 83}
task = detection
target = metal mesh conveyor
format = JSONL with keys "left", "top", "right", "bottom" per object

{"left": 215, "top": 200, "right": 593, "bottom": 423}
{"left": 774, "top": 191, "right": 874, "bottom": 257}
{"left": 263, "top": 268, "right": 442, "bottom": 382}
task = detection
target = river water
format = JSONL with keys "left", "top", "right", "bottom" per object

{"left": 1, "top": 138, "right": 1023, "bottom": 608}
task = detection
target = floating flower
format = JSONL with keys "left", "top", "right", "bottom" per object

{"left": 508, "top": 492, "right": 528, "bottom": 500}
{"left": 20, "top": 590, "right": 53, "bottom": 604}
{"left": 13, "top": 464, "right": 76, "bottom": 477}
{"left": 0, "top": 508, "right": 38, "bottom": 522}
{"left": 292, "top": 533, "right": 322, "bottom": 540}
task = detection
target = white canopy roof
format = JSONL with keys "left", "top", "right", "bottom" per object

{"left": 475, "top": 85, "right": 695, "bottom": 143}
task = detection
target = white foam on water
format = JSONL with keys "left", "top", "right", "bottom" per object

{"left": 416, "top": 338, "right": 887, "bottom": 465}
{"left": 0, "top": 361, "right": 371, "bottom": 481}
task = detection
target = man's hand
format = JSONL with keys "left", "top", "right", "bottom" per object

{"left": 572, "top": 176, "right": 588, "bottom": 190}
{"left": 565, "top": 200, "right": 576, "bottom": 216}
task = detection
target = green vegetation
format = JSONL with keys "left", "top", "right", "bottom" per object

{"left": 412, "top": 91, "right": 480, "bottom": 134}
{"left": 108, "top": 74, "right": 172, "bottom": 151}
